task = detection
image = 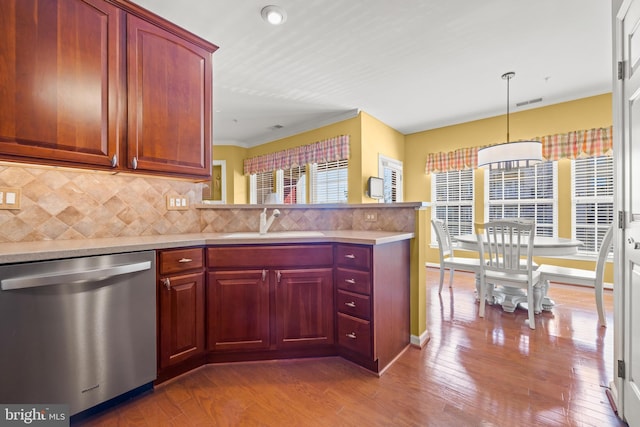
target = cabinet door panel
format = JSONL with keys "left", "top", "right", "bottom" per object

{"left": 0, "top": 0, "right": 122, "bottom": 167}
{"left": 207, "top": 270, "right": 270, "bottom": 351}
{"left": 158, "top": 272, "right": 205, "bottom": 369}
{"left": 127, "top": 14, "right": 212, "bottom": 178}
{"left": 276, "top": 268, "right": 334, "bottom": 348}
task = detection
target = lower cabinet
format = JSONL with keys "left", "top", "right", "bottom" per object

{"left": 335, "top": 241, "right": 411, "bottom": 373}
{"left": 275, "top": 268, "right": 334, "bottom": 349}
{"left": 156, "top": 240, "right": 410, "bottom": 382}
{"left": 156, "top": 248, "right": 205, "bottom": 381}
{"left": 207, "top": 269, "right": 270, "bottom": 351}
{"left": 206, "top": 245, "right": 334, "bottom": 355}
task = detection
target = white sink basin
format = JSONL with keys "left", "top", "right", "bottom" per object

{"left": 221, "top": 231, "right": 325, "bottom": 239}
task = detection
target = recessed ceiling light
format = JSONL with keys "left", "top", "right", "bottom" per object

{"left": 261, "top": 5, "right": 287, "bottom": 25}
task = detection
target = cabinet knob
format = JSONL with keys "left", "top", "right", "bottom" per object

{"left": 344, "top": 301, "right": 356, "bottom": 308}
{"left": 346, "top": 332, "right": 357, "bottom": 339}
{"left": 132, "top": 157, "right": 138, "bottom": 170}
{"left": 344, "top": 254, "right": 356, "bottom": 259}
{"left": 161, "top": 277, "right": 171, "bottom": 290}
{"left": 178, "top": 258, "right": 193, "bottom": 263}
{"left": 110, "top": 154, "right": 117, "bottom": 168}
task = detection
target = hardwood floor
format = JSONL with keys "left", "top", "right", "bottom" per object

{"left": 78, "top": 268, "right": 626, "bottom": 426}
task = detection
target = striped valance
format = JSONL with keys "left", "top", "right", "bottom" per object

{"left": 243, "top": 135, "right": 350, "bottom": 175}
{"left": 424, "top": 126, "right": 613, "bottom": 174}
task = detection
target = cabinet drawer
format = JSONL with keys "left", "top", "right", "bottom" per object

{"left": 337, "top": 289, "right": 370, "bottom": 320}
{"left": 335, "top": 244, "right": 371, "bottom": 270}
{"left": 159, "top": 248, "right": 204, "bottom": 275}
{"left": 207, "top": 244, "right": 333, "bottom": 268}
{"left": 337, "top": 313, "right": 371, "bottom": 357}
{"left": 336, "top": 267, "right": 371, "bottom": 295}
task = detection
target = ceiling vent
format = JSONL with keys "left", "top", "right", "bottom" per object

{"left": 269, "top": 124, "right": 284, "bottom": 131}
{"left": 516, "top": 98, "right": 543, "bottom": 107}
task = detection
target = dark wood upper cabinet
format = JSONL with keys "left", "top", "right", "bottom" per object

{"left": 0, "top": 0, "right": 124, "bottom": 168}
{"left": 127, "top": 14, "right": 213, "bottom": 178}
{"left": 0, "top": 0, "right": 217, "bottom": 179}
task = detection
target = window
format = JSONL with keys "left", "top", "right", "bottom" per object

{"left": 485, "top": 162, "right": 557, "bottom": 237}
{"left": 250, "top": 171, "right": 274, "bottom": 204}
{"left": 431, "top": 169, "right": 474, "bottom": 240}
{"left": 278, "top": 165, "right": 307, "bottom": 204}
{"left": 572, "top": 156, "right": 614, "bottom": 254}
{"left": 310, "top": 159, "right": 348, "bottom": 204}
{"left": 379, "top": 155, "right": 403, "bottom": 203}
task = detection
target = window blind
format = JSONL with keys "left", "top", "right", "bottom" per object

{"left": 310, "top": 159, "right": 348, "bottom": 204}
{"left": 572, "top": 156, "right": 614, "bottom": 254}
{"left": 251, "top": 171, "right": 275, "bottom": 204}
{"left": 279, "top": 165, "right": 307, "bottom": 204}
{"left": 431, "top": 169, "right": 474, "bottom": 240}
{"left": 487, "top": 162, "right": 556, "bottom": 237}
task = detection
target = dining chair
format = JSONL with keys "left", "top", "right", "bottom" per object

{"left": 431, "top": 219, "right": 481, "bottom": 293}
{"left": 475, "top": 219, "right": 542, "bottom": 329}
{"left": 537, "top": 224, "right": 614, "bottom": 327}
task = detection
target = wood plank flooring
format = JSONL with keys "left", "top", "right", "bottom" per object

{"left": 78, "top": 268, "right": 626, "bottom": 426}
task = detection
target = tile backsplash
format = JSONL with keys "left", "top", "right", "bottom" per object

{"left": 0, "top": 164, "right": 416, "bottom": 243}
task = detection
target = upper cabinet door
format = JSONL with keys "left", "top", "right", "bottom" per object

{"left": 127, "top": 14, "right": 213, "bottom": 179}
{"left": 0, "top": 0, "right": 123, "bottom": 168}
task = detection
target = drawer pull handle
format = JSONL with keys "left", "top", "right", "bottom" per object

{"left": 345, "top": 278, "right": 356, "bottom": 284}
{"left": 262, "top": 269, "right": 267, "bottom": 282}
{"left": 161, "top": 277, "right": 171, "bottom": 290}
{"left": 178, "top": 258, "right": 193, "bottom": 263}
{"left": 345, "top": 301, "right": 356, "bottom": 308}
{"left": 346, "top": 332, "right": 357, "bottom": 339}
{"left": 344, "top": 254, "right": 356, "bottom": 259}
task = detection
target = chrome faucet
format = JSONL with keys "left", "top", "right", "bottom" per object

{"left": 259, "top": 208, "right": 281, "bottom": 234}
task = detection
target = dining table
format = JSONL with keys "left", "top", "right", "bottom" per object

{"left": 453, "top": 233, "right": 584, "bottom": 313}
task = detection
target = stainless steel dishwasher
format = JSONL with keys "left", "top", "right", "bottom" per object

{"left": 0, "top": 250, "right": 156, "bottom": 416}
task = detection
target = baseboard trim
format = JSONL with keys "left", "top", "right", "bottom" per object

{"left": 410, "top": 331, "right": 430, "bottom": 348}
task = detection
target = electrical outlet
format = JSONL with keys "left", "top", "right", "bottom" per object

{"left": 166, "top": 195, "right": 189, "bottom": 211}
{"left": 365, "top": 212, "right": 378, "bottom": 222}
{"left": 0, "top": 187, "right": 21, "bottom": 210}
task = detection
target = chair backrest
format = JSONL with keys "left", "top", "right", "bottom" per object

{"left": 432, "top": 219, "right": 453, "bottom": 262}
{"left": 475, "top": 219, "right": 536, "bottom": 276}
{"left": 595, "top": 224, "right": 614, "bottom": 282}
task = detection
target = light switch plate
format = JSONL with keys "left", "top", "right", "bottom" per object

{"left": 166, "top": 195, "right": 189, "bottom": 211}
{"left": 0, "top": 187, "right": 21, "bottom": 210}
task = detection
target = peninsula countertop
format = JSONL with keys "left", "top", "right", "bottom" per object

{"left": 0, "top": 230, "right": 415, "bottom": 264}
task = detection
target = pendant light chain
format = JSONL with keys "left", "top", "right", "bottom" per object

{"left": 502, "top": 71, "right": 515, "bottom": 143}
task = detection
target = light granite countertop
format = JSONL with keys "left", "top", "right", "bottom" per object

{"left": 0, "top": 230, "right": 415, "bottom": 264}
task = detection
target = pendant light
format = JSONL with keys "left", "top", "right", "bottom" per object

{"left": 477, "top": 72, "right": 543, "bottom": 169}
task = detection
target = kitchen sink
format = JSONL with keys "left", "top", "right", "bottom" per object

{"left": 221, "top": 231, "right": 325, "bottom": 239}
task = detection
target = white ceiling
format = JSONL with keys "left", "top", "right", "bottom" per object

{"left": 132, "top": 0, "right": 613, "bottom": 147}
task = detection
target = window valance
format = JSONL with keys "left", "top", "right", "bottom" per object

{"left": 424, "top": 126, "right": 613, "bottom": 174}
{"left": 243, "top": 135, "right": 350, "bottom": 175}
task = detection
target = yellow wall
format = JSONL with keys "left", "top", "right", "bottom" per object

{"left": 360, "top": 112, "right": 406, "bottom": 202}
{"left": 404, "top": 93, "right": 612, "bottom": 203}
{"left": 212, "top": 145, "right": 248, "bottom": 204}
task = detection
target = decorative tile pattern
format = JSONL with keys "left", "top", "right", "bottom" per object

{"left": 0, "top": 165, "right": 416, "bottom": 243}
{"left": 0, "top": 165, "right": 204, "bottom": 243}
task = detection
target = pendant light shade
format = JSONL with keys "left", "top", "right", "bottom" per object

{"left": 477, "top": 72, "right": 543, "bottom": 170}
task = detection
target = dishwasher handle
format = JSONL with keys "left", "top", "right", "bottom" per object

{"left": 1, "top": 261, "right": 152, "bottom": 291}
